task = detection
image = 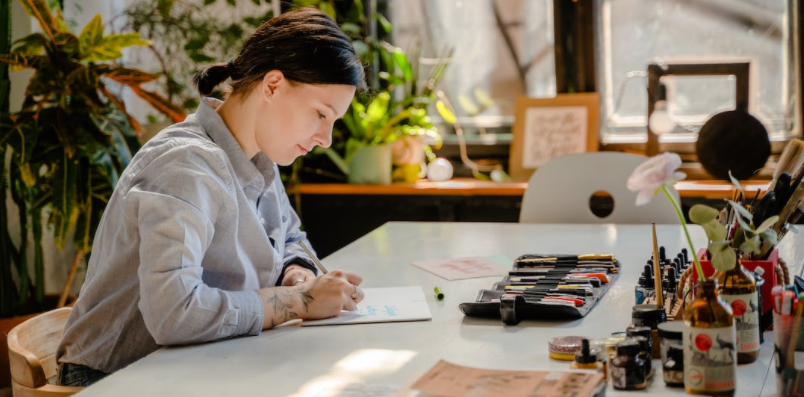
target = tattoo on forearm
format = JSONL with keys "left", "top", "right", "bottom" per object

{"left": 263, "top": 287, "right": 313, "bottom": 327}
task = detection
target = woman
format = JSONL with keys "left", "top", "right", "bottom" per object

{"left": 57, "top": 8, "right": 367, "bottom": 387}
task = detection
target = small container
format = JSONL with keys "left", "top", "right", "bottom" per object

{"left": 611, "top": 339, "right": 647, "bottom": 390}
{"left": 626, "top": 326, "right": 653, "bottom": 355}
{"left": 657, "top": 320, "right": 684, "bottom": 363}
{"left": 663, "top": 343, "right": 684, "bottom": 387}
{"left": 630, "top": 335, "right": 653, "bottom": 380}
{"left": 570, "top": 339, "right": 604, "bottom": 374}
{"left": 590, "top": 340, "right": 609, "bottom": 380}
{"left": 548, "top": 336, "right": 585, "bottom": 361}
{"left": 632, "top": 304, "right": 666, "bottom": 359}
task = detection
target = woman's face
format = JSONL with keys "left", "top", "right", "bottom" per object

{"left": 254, "top": 72, "right": 355, "bottom": 166}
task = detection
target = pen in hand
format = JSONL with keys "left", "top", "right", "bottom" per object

{"left": 299, "top": 240, "right": 328, "bottom": 274}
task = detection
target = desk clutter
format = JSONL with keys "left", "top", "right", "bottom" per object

{"left": 459, "top": 253, "right": 619, "bottom": 324}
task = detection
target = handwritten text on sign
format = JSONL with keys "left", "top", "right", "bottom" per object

{"left": 522, "top": 106, "right": 588, "bottom": 168}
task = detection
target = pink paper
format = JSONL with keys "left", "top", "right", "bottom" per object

{"left": 411, "top": 256, "right": 510, "bottom": 280}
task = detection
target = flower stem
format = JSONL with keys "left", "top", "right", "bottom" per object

{"left": 662, "top": 185, "right": 705, "bottom": 279}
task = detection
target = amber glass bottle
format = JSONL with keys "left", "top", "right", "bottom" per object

{"left": 712, "top": 254, "right": 759, "bottom": 364}
{"left": 683, "top": 279, "right": 736, "bottom": 396}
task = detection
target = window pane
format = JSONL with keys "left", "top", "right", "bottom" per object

{"left": 388, "top": 0, "right": 555, "bottom": 129}
{"left": 597, "top": 0, "right": 794, "bottom": 141}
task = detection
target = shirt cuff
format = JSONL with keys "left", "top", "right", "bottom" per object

{"left": 229, "top": 290, "right": 264, "bottom": 336}
{"left": 275, "top": 257, "right": 319, "bottom": 286}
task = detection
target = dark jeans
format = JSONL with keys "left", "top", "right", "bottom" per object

{"left": 58, "top": 362, "right": 109, "bottom": 387}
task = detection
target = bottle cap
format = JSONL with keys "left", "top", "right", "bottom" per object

{"left": 616, "top": 339, "right": 640, "bottom": 357}
{"left": 630, "top": 335, "right": 650, "bottom": 353}
{"left": 548, "top": 336, "right": 585, "bottom": 361}
{"left": 574, "top": 338, "right": 597, "bottom": 364}
{"left": 631, "top": 304, "right": 667, "bottom": 328}
{"left": 657, "top": 320, "right": 684, "bottom": 340}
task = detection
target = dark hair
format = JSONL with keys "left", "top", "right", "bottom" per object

{"left": 193, "top": 7, "right": 367, "bottom": 96}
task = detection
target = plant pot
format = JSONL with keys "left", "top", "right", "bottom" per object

{"left": 0, "top": 295, "right": 76, "bottom": 388}
{"left": 348, "top": 144, "right": 392, "bottom": 185}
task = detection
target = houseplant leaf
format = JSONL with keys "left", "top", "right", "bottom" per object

{"left": 19, "top": 0, "right": 56, "bottom": 41}
{"left": 709, "top": 241, "right": 736, "bottom": 271}
{"left": 689, "top": 204, "right": 719, "bottom": 224}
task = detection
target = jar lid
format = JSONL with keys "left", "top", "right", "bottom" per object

{"left": 631, "top": 304, "right": 667, "bottom": 323}
{"left": 630, "top": 335, "right": 649, "bottom": 352}
{"left": 616, "top": 339, "right": 640, "bottom": 356}
{"left": 626, "top": 326, "right": 652, "bottom": 338}
{"left": 657, "top": 320, "right": 685, "bottom": 339}
{"left": 549, "top": 336, "right": 585, "bottom": 360}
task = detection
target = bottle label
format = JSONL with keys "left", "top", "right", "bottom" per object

{"left": 720, "top": 291, "right": 760, "bottom": 353}
{"left": 683, "top": 326, "right": 736, "bottom": 392}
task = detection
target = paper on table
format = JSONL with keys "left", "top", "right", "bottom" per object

{"left": 410, "top": 255, "right": 511, "bottom": 280}
{"left": 411, "top": 360, "right": 604, "bottom": 397}
{"left": 312, "top": 383, "right": 400, "bottom": 397}
{"left": 302, "top": 286, "right": 432, "bottom": 326}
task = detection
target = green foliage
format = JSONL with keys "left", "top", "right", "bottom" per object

{"left": 688, "top": 198, "right": 780, "bottom": 272}
{"left": 123, "top": 0, "right": 273, "bottom": 116}
{"left": 0, "top": 0, "right": 184, "bottom": 317}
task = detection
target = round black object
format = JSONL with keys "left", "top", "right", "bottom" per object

{"left": 696, "top": 110, "right": 770, "bottom": 180}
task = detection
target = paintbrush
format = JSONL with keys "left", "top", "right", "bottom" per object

{"left": 651, "top": 223, "right": 664, "bottom": 308}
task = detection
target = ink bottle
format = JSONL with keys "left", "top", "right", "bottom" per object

{"left": 610, "top": 340, "right": 646, "bottom": 390}
{"left": 629, "top": 335, "right": 653, "bottom": 380}
{"left": 570, "top": 339, "right": 604, "bottom": 373}
{"left": 712, "top": 253, "right": 759, "bottom": 364}
{"left": 632, "top": 303, "right": 666, "bottom": 359}
{"left": 683, "top": 278, "right": 736, "bottom": 396}
{"left": 663, "top": 343, "right": 684, "bottom": 387}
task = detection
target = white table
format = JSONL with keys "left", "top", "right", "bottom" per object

{"left": 77, "top": 222, "right": 804, "bottom": 397}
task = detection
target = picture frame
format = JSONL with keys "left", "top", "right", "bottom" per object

{"left": 509, "top": 93, "right": 599, "bottom": 181}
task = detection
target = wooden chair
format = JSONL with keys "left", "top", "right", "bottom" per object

{"left": 520, "top": 152, "right": 681, "bottom": 224}
{"left": 7, "top": 307, "right": 83, "bottom": 397}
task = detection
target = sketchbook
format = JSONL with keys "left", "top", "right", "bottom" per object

{"left": 302, "top": 286, "right": 432, "bottom": 326}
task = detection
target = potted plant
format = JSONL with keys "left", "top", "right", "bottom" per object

{"left": 318, "top": 42, "right": 450, "bottom": 184}
{"left": 0, "top": 2, "right": 184, "bottom": 383}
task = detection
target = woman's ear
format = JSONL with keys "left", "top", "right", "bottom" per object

{"left": 261, "top": 70, "right": 284, "bottom": 101}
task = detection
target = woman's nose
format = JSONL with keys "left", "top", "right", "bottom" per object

{"left": 314, "top": 125, "right": 333, "bottom": 148}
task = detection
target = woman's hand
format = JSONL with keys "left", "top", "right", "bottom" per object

{"left": 258, "top": 270, "right": 364, "bottom": 329}
{"left": 281, "top": 264, "right": 316, "bottom": 287}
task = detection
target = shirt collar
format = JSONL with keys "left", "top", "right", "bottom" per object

{"left": 196, "top": 98, "right": 275, "bottom": 192}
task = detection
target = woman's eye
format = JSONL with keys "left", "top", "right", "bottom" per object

{"left": 317, "top": 112, "right": 326, "bottom": 120}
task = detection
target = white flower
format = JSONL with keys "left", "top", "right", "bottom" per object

{"left": 627, "top": 152, "right": 686, "bottom": 206}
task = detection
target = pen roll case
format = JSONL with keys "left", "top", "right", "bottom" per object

{"left": 459, "top": 254, "right": 619, "bottom": 324}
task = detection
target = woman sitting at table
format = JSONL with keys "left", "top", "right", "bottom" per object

{"left": 56, "top": 8, "right": 366, "bottom": 387}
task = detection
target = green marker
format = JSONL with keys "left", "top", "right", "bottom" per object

{"left": 434, "top": 286, "right": 445, "bottom": 301}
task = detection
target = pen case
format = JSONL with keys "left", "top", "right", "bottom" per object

{"left": 459, "top": 254, "right": 619, "bottom": 324}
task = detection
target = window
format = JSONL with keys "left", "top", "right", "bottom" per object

{"left": 388, "top": 0, "right": 555, "bottom": 130}
{"left": 597, "top": 0, "right": 797, "bottom": 148}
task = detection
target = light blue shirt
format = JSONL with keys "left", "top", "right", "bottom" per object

{"left": 57, "top": 98, "right": 318, "bottom": 373}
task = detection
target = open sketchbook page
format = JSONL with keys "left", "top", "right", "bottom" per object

{"left": 302, "top": 286, "right": 432, "bottom": 326}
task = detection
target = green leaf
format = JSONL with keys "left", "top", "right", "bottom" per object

{"left": 700, "top": 219, "right": 728, "bottom": 242}
{"left": 760, "top": 228, "right": 779, "bottom": 246}
{"left": 375, "top": 12, "right": 392, "bottom": 34}
{"left": 726, "top": 199, "right": 753, "bottom": 222}
{"left": 83, "top": 33, "right": 149, "bottom": 63}
{"left": 226, "top": 0, "right": 236, "bottom": 6}
{"left": 728, "top": 171, "right": 744, "bottom": 194}
{"left": 20, "top": 0, "right": 56, "bottom": 41}
{"left": 251, "top": 0, "right": 261, "bottom": 4}
{"left": 436, "top": 101, "right": 456, "bottom": 124}
{"left": 708, "top": 242, "right": 736, "bottom": 271}
{"left": 11, "top": 33, "right": 48, "bottom": 56}
{"left": 392, "top": 47, "right": 412, "bottom": 82}
{"left": 756, "top": 215, "right": 779, "bottom": 233}
{"left": 319, "top": 1, "right": 336, "bottom": 20}
{"left": 473, "top": 87, "right": 495, "bottom": 109}
{"left": 79, "top": 14, "right": 104, "bottom": 55}
{"left": 341, "top": 23, "right": 361, "bottom": 36}
{"left": 457, "top": 94, "right": 479, "bottom": 116}
{"left": 366, "top": 92, "right": 390, "bottom": 122}
{"left": 739, "top": 233, "right": 761, "bottom": 254}
{"left": 689, "top": 204, "right": 720, "bottom": 224}
{"left": 204, "top": 0, "right": 217, "bottom": 4}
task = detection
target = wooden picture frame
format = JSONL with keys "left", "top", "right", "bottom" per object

{"left": 509, "top": 93, "right": 599, "bottom": 181}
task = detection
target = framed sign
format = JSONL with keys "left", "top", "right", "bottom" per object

{"left": 509, "top": 93, "right": 599, "bottom": 181}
